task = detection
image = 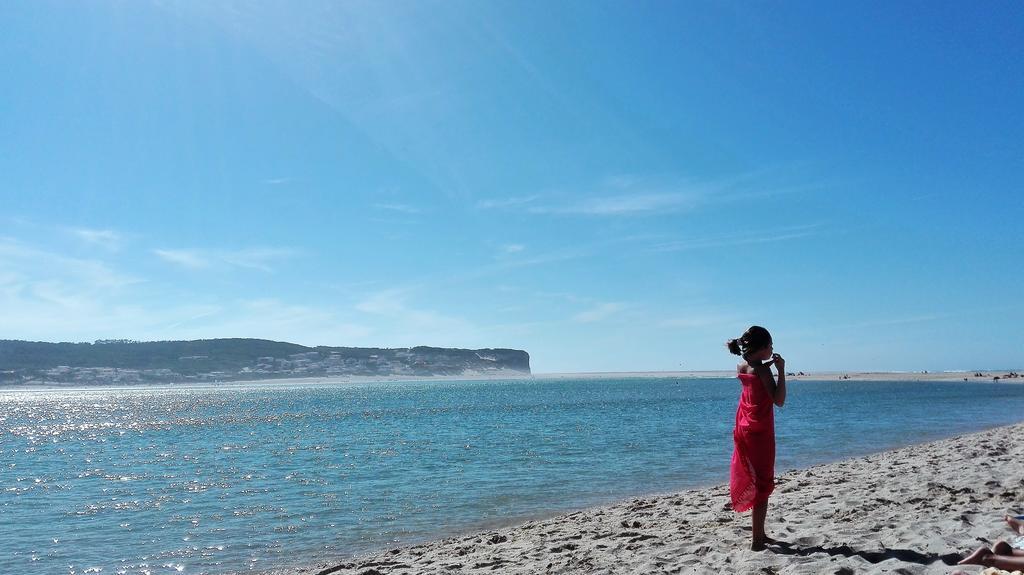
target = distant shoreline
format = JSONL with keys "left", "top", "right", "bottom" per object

{"left": 1, "top": 369, "right": 1020, "bottom": 391}
{"left": 533, "top": 369, "right": 1022, "bottom": 383}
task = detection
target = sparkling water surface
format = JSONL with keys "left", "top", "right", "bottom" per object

{"left": 3, "top": 377, "right": 1023, "bottom": 574}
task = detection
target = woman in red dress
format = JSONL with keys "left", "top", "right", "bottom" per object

{"left": 726, "top": 325, "right": 786, "bottom": 550}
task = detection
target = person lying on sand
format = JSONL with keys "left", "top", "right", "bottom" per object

{"left": 956, "top": 515, "right": 1024, "bottom": 570}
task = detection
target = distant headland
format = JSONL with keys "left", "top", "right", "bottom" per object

{"left": 0, "top": 338, "right": 531, "bottom": 387}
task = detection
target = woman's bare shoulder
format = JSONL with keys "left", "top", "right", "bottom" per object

{"left": 736, "top": 362, "right": 752, "bottom": 374}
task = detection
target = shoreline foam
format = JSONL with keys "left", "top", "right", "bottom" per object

{"left": 264, "top": 422, "right": 1023, "bottom": 575}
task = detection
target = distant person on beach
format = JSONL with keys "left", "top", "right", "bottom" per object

{"left": 726, "top": 325, "right": 786, "bottom": 551}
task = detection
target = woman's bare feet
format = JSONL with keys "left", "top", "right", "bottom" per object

{"left": 1007, "top": 514, "right": 1024, "bottom": 535}
{"left": 750, "top": 535, "right": 783, "bottom": 551}
{"left": 958, "top": 545, "right": 992, "bottom": 566}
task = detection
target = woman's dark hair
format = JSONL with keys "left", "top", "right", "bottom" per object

{"left": 726, "top": 326, "right": 772, "bottom": 358}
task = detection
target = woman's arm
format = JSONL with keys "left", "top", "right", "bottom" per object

{"left": 774, "top": 368, "right": 786, "bottom": 407}
{"left": 770, "top": 354, "right": 786, "bottom": 406}
{"left": 754, "top": 363, "right": 777, "bottom": 401}
{"left": 755, "top": 357, "right": 786, "bottom": 407}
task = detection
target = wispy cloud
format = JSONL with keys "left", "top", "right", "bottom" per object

{"left": 658, "top": 313, "right": 742, "bottom": 329}
{"left": 161, "top": 306, "right": 223, "bottom": 330}
{"left": 262, "top": 177, "right": 292, "bottom": 185}
{"left": 354, "top": 288, "right": 480, "bottom": 347}
{"left": 573, "top": 302, "right": 627, "bottom": 323}
{"left": 200, "top": 298, "right": 372, "bottom": 345}
{"left": 221, "top": 248, "right": 298, "bottom": 272}
{"left": 0, "top": 238, "right": 371, "bottom": 345}
{"left": 479, "top": 172, "right": 821, "bottom": 218}
{"left": 488, "top": 246, "right": 587, "bottom": 272}
{"left": 154, "top": 247, "right": 298, "bottom": 272}
{"left": 649, "top": 224, "right": 824, "bottom": 252}
{"left": 501, "top": 244, "right": 525, "bottom": 254}
{"left": 373, "top": 203, "right": 422, "bottom": 214}
{"left": 420, "top": 235, "right": 646, "bottom": 290}
{"left": 154, "top": 249, "right": 211, "bottom": 269}
{"left": 825, "top": 304, "right": 1023, "bottom": 333}
{"left": 478, "top": 178, "right": 706, "bottom": 217}
{"left": 67, "top": 228, "right": 124, "bottom": 250}
{"left": 842, "top": 314, "right": 949, "bottom": 329}
{"left": 355, "top": 288, "right": 411, "bottom": 315}
{"left": 0, "top": 238, "right": 140, "bottom": 289}
{"left": 532, "top": 192, "right": 699, "bottom": 216}
{"left": 476, "top": 195, "right": 540, "bottom": 210}
{"left": 0, "top": 237, "right": 152, "bottom": 341}
{"left": 0, "top": 237, "right": 377, "bottom": 346}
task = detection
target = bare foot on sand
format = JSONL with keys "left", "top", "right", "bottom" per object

{"left": 750, "top": 540, "right": 767, "bottom": 552}
{"left": 1007, "top": 514, "right": 1024, "bottom": 535}
{"left": 958, "top": 545, "right": 992, "bottom": 566}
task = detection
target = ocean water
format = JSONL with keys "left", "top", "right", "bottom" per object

{"left": 3, "top": 377, "right": 1023, "bottom": 575}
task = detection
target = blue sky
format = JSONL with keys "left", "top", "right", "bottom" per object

{"left": 1, "top": 1, "right": 1021, "bottom": 372}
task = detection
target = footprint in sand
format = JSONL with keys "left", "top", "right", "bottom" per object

{"left": 792, "top": 535, "right": 824, "bottom": 546}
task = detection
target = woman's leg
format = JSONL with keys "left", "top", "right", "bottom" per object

{"left": 1007, "top": 515, "right": 1024, "bottom": 535}
{"left": 958, "top": 545, "right": 993, "bottom": 565}
{"left": 993, "top": 540, "right": 1013, "bottom": 555}
{"left": 987, "top": 554, "right": 1024, "bottom": 570}
{"left": 991, "top": 540, "right": 1024, "bottom": 557}
{"left": 959, "top": 544, "right": 1024, "bottom": 569}
{"left": 751, "top": 501, "right": 768, "bottom": 550}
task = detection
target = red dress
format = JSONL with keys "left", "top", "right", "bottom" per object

{"left": 730, "top": 372, "right": 776, "bottom": 512}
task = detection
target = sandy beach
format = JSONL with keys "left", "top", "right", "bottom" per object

{"left": 269, "top": 422, "right": 1023, "bottom": 575}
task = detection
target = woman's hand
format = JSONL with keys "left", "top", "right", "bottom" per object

{"left": 772, "top": 354, "right": 785, "bottom": 371}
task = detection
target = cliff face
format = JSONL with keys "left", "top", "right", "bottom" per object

{"left": 0, "top": 339, "right": 531, "bottom": 386}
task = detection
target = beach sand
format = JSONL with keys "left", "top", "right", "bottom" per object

{"left": 268, "top": 423, "right": 1023, "bottom": 575}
